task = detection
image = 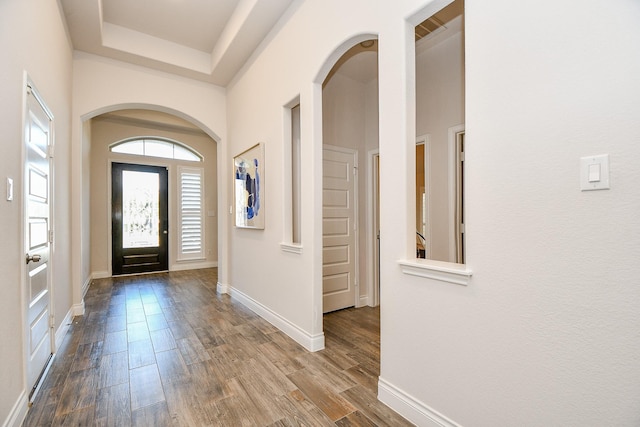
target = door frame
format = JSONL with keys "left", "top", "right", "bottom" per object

{"left": 448, "top": 124, "right": 465, "bottom": 263}
{"left": 110, "top": 161, "right": 169, "bottom": 276}
{"left": 367, "top": 149, "right": 380, "bottom": 307}
{"left": 416, "top": 134, "right": 432, "bottom": 259}
{"left": 22, "top": 76, "right": 56, "bottom": 403}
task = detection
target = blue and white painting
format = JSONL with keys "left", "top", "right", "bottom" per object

{"left": 234, "top": 143, "right": 264, "bottom": 228}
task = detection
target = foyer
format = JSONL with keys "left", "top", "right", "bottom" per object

{"left": 23, "top": 269, "right": 411, "bottom": 426}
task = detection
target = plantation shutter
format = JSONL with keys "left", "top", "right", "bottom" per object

{"left": 178, "top": 167, "right": 204, "bottom": 260}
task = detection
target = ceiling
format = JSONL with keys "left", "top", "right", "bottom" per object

{"left": 59, "top": 0, "right": 461, "bottom": 89}
{"left": 60, "top": 0, "right": 295, "bottom": 86}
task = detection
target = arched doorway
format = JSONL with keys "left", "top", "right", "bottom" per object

{"left": 86, "top": 109, "right": 219, "bottom": 278}
{"left": 320, "top": 40, "right": 379, "bottom": 313}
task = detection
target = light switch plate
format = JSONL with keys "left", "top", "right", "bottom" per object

{"left": 580, "top": 154, "right": 609, "bottom": 191}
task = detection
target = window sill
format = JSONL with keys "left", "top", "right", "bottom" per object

{"left": 398, "top": 259, "right": 472, "bottom": 286}
{"left": 280, "top": 243, "right": 303, "bottom": 254}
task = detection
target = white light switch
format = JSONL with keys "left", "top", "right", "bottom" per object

{"left": 6, "top": 177, "right": 13, "bottom": 201}
{"left": 588, "top": 163, "right": 600, "bottom": 182}
{"left": 580, "top": 154, "right": 609, "bottom": 191}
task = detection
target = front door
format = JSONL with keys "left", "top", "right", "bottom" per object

{"left": 24, "top": 82, "right": 54, "bottom": 401}
{"left": 112, "top": 163, "right": 168, "bottom": 275}
{"left": 322, "top": 146, "right": 357, "bottom": 313}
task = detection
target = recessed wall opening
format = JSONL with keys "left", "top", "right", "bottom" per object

{"left": 415, "top": 0, "right": 465, "bottom": 264}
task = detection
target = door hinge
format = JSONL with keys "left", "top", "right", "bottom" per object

{"left": 49, "top": 314, "right": 55, "bottom": 329}
{"left": 460, "top": 223, "right": 465, "bottom": 234}
{"left": 353, "top": 166, "right": 358, "bottom": 176}
{"left": 48, "top": 144, "right": 54, "bottom": 158}
{"left": 49, "top": 230, "right": 54, "bottom": 243}
{"left": 460, "top": 151, "right": 465, "bottom": 162}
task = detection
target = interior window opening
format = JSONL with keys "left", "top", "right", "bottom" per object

{"left": 415, "top": 0, "right": 465, "bottom": 264}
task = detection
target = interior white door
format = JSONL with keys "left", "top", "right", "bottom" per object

{"left": 25, "top": 83, "right": 53, "bottom": 400}
{"left": 322, "top": 146, "right": 357, "bottom": 313}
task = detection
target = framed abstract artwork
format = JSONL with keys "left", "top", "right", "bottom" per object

{"left": 234, "top": 142, "right": 264, "bottom": 229}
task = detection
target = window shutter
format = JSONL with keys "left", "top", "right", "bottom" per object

{"left": 179, "top": 168, "right": 204, "bottom": 259}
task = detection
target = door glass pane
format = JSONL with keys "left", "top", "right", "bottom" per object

{"left": 122, "top": 170, "right": 159, "bottom": 248}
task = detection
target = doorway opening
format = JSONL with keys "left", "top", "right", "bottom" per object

{"left": 87, "top": 109, "right": 218, "bottom": 280}
{"left": 111, "top": 162, "right": 169, "bottom": 275}
{"left": 321, "top": 39, "right": 379, "bottom": 314}
{"left": 24, "top": 79, "right": 55, "bottom": 403}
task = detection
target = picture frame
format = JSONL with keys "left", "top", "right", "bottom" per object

{"left": 234, "top": 142, "right": 265, "bottom": 229}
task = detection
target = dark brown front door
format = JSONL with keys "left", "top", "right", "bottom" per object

{"left": 112, "top": 162, "right": 168, "bottom": 275}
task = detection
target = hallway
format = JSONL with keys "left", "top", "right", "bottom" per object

{"left": 23, "top": 269, "right": 411, "bottom": 426}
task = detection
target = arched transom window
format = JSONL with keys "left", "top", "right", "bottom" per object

{"left": 110, "top": 137, "right": 202, "bottom": 162}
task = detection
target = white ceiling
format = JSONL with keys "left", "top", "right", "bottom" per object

{"left": 60, "top": 0, "right": 295, "bottom": 86}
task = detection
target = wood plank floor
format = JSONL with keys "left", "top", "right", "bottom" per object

{"left": 23, "top": 269, "right": 413, "bottom": 426}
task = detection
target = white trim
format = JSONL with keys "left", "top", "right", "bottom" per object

{"left": 216, "top": 282, "right": 230, "bottom": 294}
{"left": 55, "top": 308, "right": 74, "bottom": 350}
{"left": 416, "top": 134, "right": 432, "bottom": 259}
{"left": 280, "top": 242, "right": 303, "bottom": 254}
{"left": 82, "top": 275, "right": 92, "bottom": 298}
{"left": 229, "top": 285, "right": 325, "bottom": 352}
{"left": 448, "top": 124, "right": 465, "bottom": 262}
{"left": 367, "top": 149, "right": 380, "bottom": 307}
{"left": 398, "top": 259, "right": 472, "bottom": 286}
{"left": 72, "top": 300, "right": 85, "bottom": 317}
{"left": 378, "top": 377, "right": 462, "bottom": 427}
{"left": 359, "top": 295, "right": 369, "bottom": 307}
{"left": 2, "top": 390, "right": 28, "bottom": 427}
{"left": 170, "top": 260, "right": 217, "bottom": 271}
{"left": 92, "top": 270, "right": 110, "bottom": 279}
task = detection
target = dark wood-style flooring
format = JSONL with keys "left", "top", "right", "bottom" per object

{"left": 23, "top": 269, "right": 412, "bottom": 426}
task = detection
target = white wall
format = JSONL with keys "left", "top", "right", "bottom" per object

{"left": 89, "top": 113, "right": 218, "bottom": 276}
{"left": 0, "top": 0, "right": 73, "bottom": 424}
{"left": 71, "top": 53, "right": 228, "bottom": 310}
{"left": 226, "top": 0, "right": 379, "bottom": 350}
{"left": 380, "top": 0, "right": 640, "bottom": 426}
{"left": 230, "top": 0, "right": 640, "bottom": 425}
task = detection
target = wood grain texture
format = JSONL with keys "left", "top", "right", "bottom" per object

{"left": 23, "top": 268, "right": 413, "bottom": 426}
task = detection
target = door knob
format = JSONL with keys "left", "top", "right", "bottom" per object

{"left": 26, "top": 254, "right": 41, "bottom": 264}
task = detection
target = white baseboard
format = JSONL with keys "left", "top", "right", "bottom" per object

{"left": 229, "top": 286, "right": 325, "bottom": 352}
{"left": 2, "top": 390, "right": 27, "bottom": 427}
{"left": 170, "top": 260, "right": 218, "bottom": 271}
{"left": 72, "top": 300, "right": 85, "bottom": 316}
{"left": 92, "top": 270, "right": 110, "bottom": 279}
{"left": 55, "top": 308, "right": 74, "bottom": 350}
{"left": 357, "top": 295, "right": 369, "bottom": 307}
{"left": 378, "top": 377, "right": 461, "bottom": 427}
{"left": 216, "top": 282, "right": 230, "bottom": 294}
{"left": 82, "top": 275, "right": 92, "bottom": 298}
